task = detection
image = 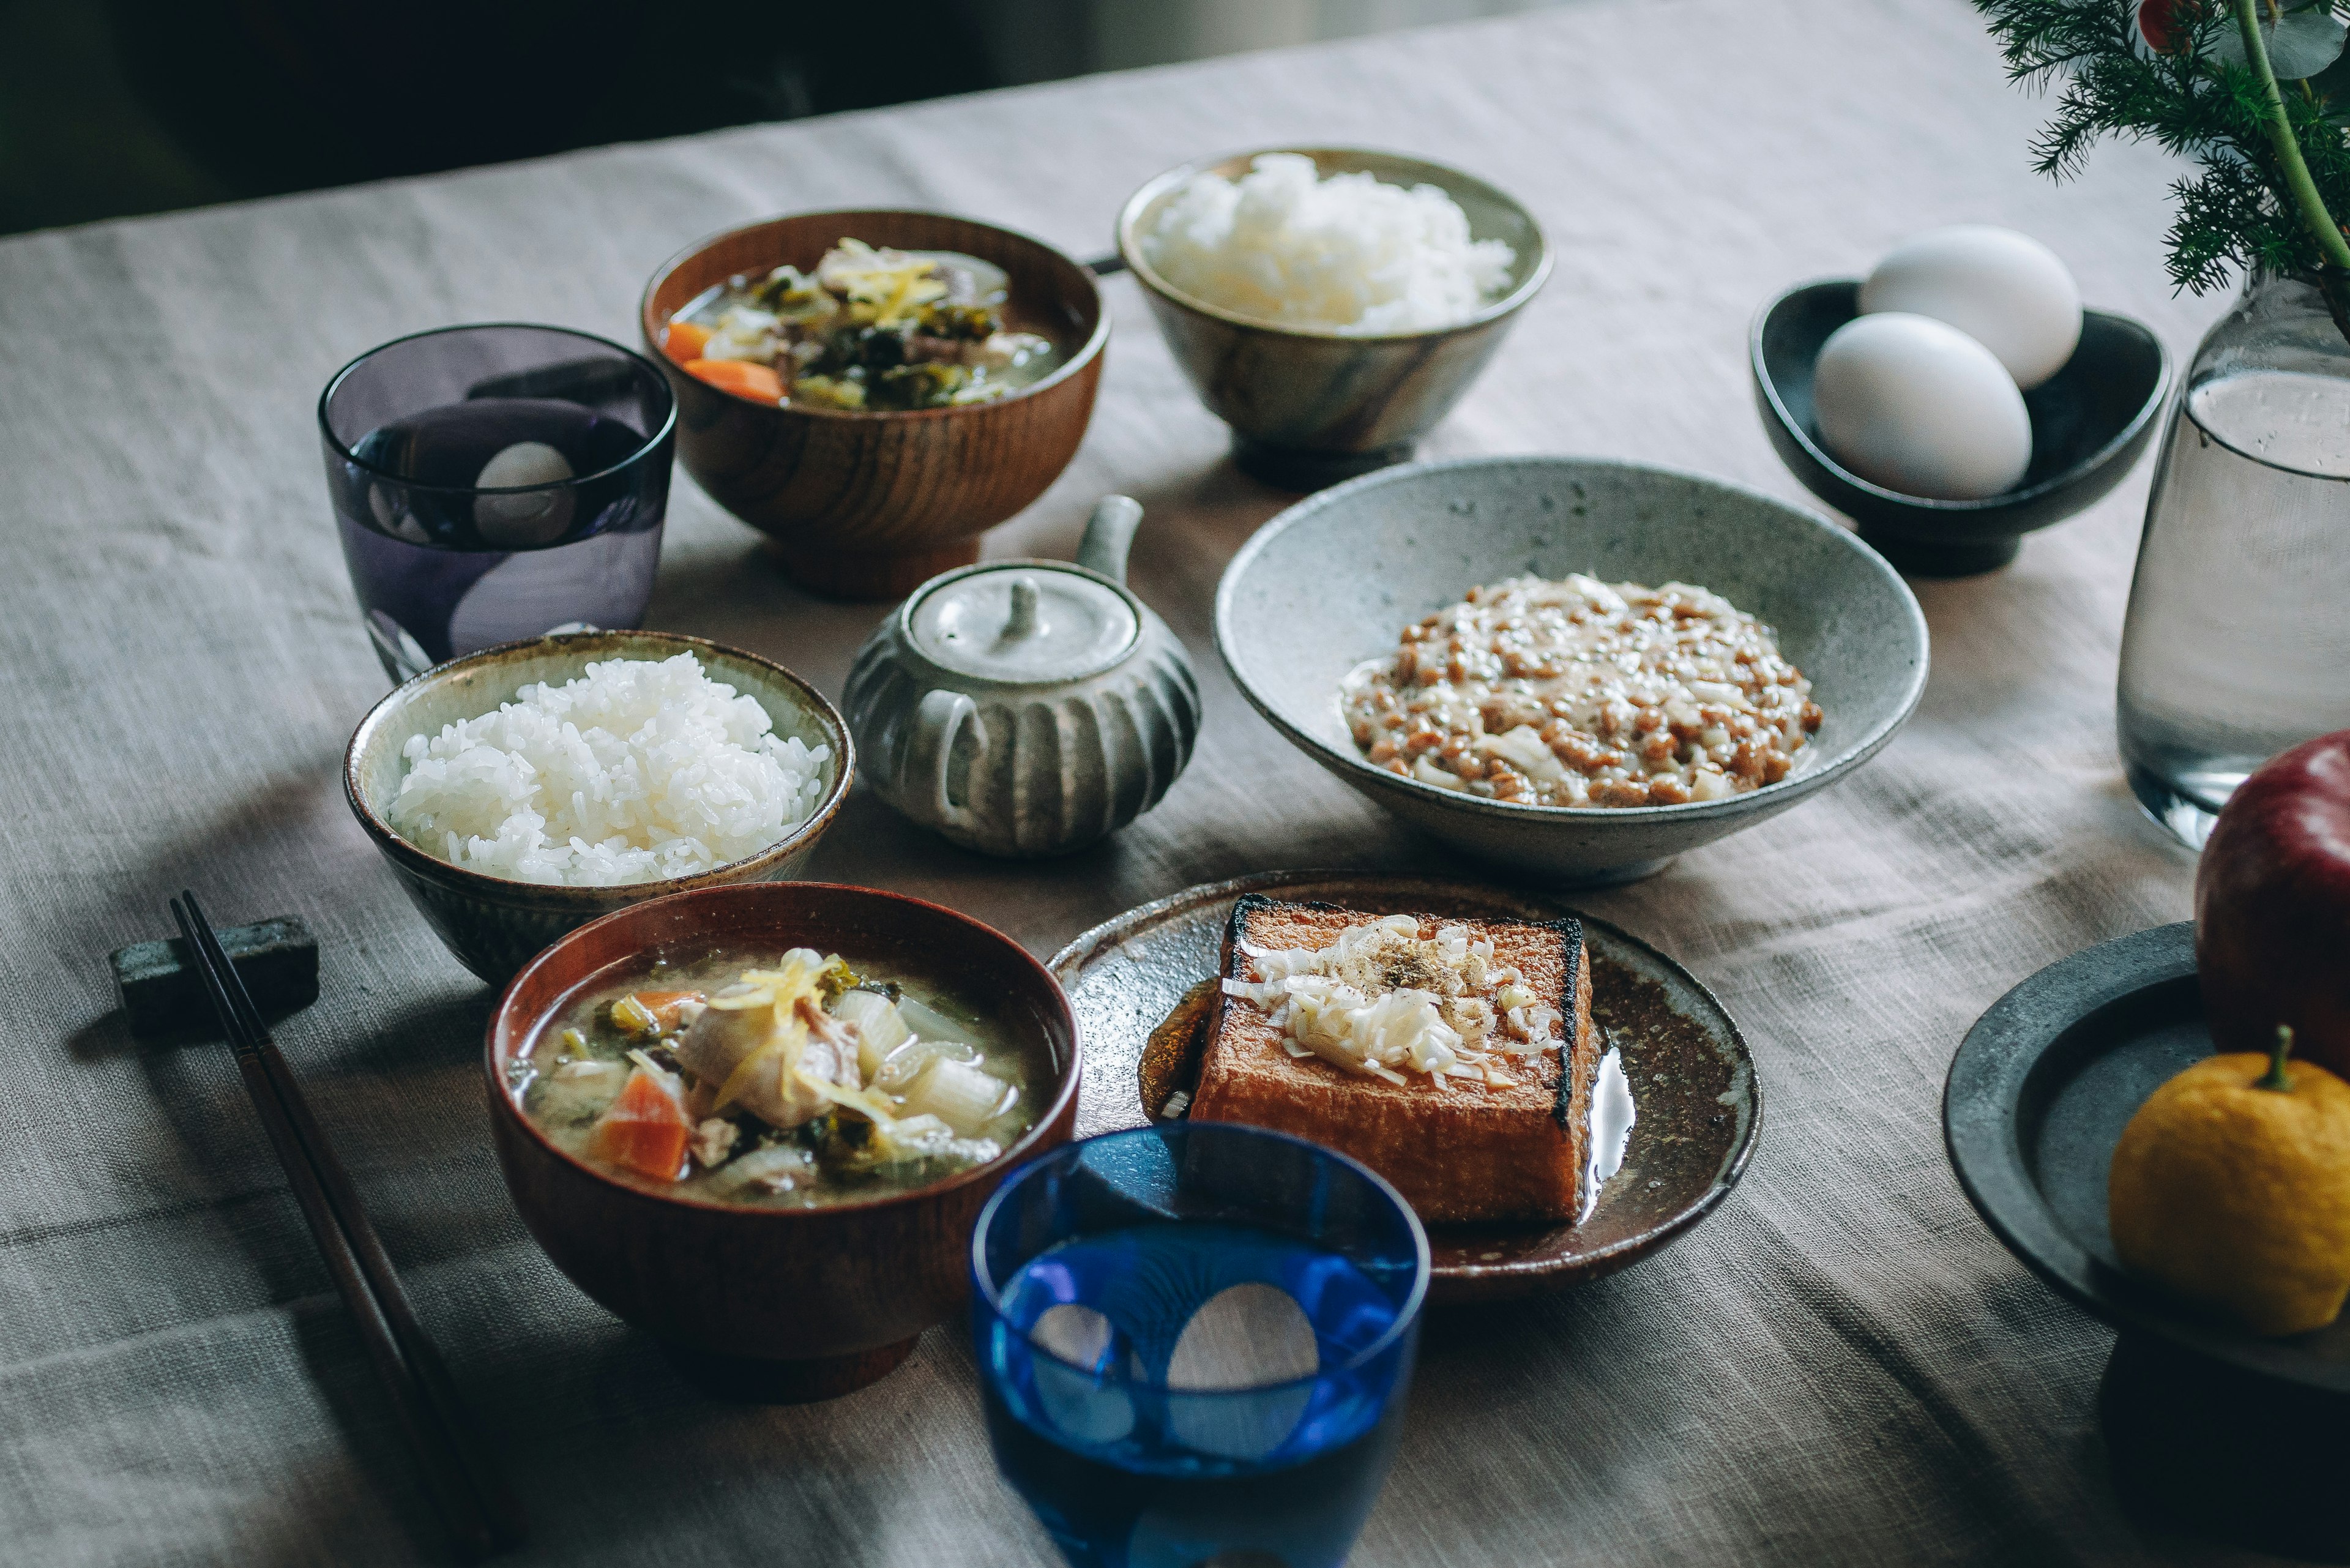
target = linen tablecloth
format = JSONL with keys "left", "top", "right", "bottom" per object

{"left": 0, "top": 0, "right": 2260, "bottom": 1561}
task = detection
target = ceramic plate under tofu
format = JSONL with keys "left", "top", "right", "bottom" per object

{"left": 1050, "top": 870, "right": 1759, "bottom": 1303}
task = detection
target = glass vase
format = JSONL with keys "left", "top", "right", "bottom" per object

{"left": 2116, "top": 272, "right": 2350, "bottom": 848}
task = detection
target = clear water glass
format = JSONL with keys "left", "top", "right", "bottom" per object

{"left": 972, "top": 1123, "right": 1429, "bottom": 1568}
{"left": 319, "top": 324, "right": 677, "bottom": 684}
{"left": 2118, "top": 274, "right": 2350, "bottom": 848}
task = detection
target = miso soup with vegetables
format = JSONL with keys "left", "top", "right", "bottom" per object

{"left": 510, "top": 947, "right": 1040, "bottom": 1206}
{"left": 660, "top": 239, "right": 1060, "bottom": 411}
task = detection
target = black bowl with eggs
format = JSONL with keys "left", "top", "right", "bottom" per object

{"left": 1751, "top": 279, "right": 2171, "bottom": 577}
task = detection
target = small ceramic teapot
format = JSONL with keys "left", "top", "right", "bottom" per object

{"left": 843, "top": 496, "right": 1200, "bottom": 857}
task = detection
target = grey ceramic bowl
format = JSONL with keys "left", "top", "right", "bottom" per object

{"left": 1116, "top": 147, "right": 1550, "bottom": 491}
{"left": 1752, "top": 279, "right": 2172, "bottom": 577}
{"left": 1214, "top": 455, "right": 1929, "bottom": 886}
{"left": 344, "top": 630, "right": 853, "bottom": 984}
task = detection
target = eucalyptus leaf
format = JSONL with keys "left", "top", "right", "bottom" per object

{"left": 2204, "top": 0, "right": 2349, "bottom": 80}
{"left": 2305, "top": 29, "right": 2350, "bottom": 109}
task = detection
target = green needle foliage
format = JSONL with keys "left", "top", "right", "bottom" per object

{"left": 1973, "top": 0, "right": 2350, "bottom": 305}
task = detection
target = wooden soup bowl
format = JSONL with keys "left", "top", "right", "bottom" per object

{"left": 485, "top": 882, "right": 1081, "bottom": 1402}
{"left": 641, "top": 211, "right": 1109, "bottom": 600}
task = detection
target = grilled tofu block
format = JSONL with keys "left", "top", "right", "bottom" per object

{"left": 1189, "top": 896, "right": 1598, "bottom": 1225}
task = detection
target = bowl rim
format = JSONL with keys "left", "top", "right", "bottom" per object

{"left": 1211, "top": 452, "right": 1930, "bottom": 823}
{"left": 638, "top": 206, "right": 1113, "bottom": 419}
{"left": 318, "top": 321, "right": 681, "bottom": 494}
{"left": 482, "top": 879, "right": 1085, "bottom": 1218}
{"left": 968, "top": 1120, "right": 1433, "bottom": 1386}
{"left": 343, "top": 629, "right": 855, "bottom": 903}
{"left": 1113, "top": 145, "right": 1554, "bottom": 343}
{"left": 1749, "top": 276, "right": 2176, "bottom": 515}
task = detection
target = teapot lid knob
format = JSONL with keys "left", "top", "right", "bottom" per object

{"left": 1004, "top": 577, "right": 1043, "bottom": 640}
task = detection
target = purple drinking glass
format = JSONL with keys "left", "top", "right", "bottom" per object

{"left": 319, "top": 323, "right": 677, "bottom": 682}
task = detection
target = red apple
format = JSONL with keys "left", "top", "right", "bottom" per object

{"left": 2196, "top": 730, "right": 2350, "bottom": 1078}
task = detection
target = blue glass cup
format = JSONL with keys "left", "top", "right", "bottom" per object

{"left": 972, "top": 1124, "right": 1429, "bottom": 1568}
{"left": 319, "top": 323, "right": 677, "bottom": 683}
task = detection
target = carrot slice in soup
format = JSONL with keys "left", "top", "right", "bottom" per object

{"left": 593, "top": 1066, "right": 692, "bottom": 1181}
{"left": 683, "top": 358, "right": 783, "bottom": 403}
{"left": 663, "top": 319, "right": 711, "bottom": 362}
{"left": 627, "top": 990, "right": 706, "bottom": 1031}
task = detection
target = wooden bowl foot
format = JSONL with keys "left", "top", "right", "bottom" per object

{"left": 662, "top": 1333, "right": 920, "bottom": 1403}
{"left": 768, "top": 539, "right": 982, "bottom": 601}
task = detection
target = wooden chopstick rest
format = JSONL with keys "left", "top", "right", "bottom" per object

{"left": 111, "top": 916, "right": 318, "bottom": 1039}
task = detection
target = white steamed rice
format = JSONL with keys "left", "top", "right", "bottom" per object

{"left": 387, "top": 652, "right": 830, "bottom": 887}
{"left": 1140, "top": 152, "right": 1516, "bottom": 334}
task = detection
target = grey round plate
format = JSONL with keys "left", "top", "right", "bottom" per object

{"left": 1049, "top": 870, "right": 1760, "bottom": 1303}
{"left": 1944, "top": 922, "right": 2350, "bottom": 1394}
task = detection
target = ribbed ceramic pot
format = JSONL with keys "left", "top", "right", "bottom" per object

{"left": 844, "top": 497, "right": 1199, "bottom": 857}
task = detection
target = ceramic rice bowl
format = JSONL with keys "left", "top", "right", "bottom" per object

{"left": 345, "top": 630, "right": 853, "bottom": 984}
{"left": 1116, "top": 147, "right": 1549, "bottom": 491}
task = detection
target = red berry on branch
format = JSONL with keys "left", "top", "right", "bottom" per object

{"left": 2140, "top": 0, "right": 2195, "bottom": 54}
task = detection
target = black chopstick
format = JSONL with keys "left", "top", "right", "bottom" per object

{"left": 171, "top": 893, "right": 527, "bottom": 1558}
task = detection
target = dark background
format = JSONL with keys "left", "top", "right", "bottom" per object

{"left": 0, "top": 0, "right": 1559, "bottom": 236}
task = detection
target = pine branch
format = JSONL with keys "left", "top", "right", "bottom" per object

{"left": 1974, "top": 0, "right": 2350, "bottom": 293}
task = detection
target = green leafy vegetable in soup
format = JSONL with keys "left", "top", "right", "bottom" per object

{"left": 509, "top": 948, "right": 1040, "bottom": 1206}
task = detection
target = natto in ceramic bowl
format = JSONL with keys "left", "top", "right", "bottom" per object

{"left": 1116, "top": 147, "right": 1550, "bottom": 492}
{"left": 345, "top": 630, "right": 852, "bottom": 985}
{"left": 1752, "top": 278, "right": 2172, "bottom": 577}
{"left": 1214, "top": 455, "right": 1929, "bottom": 887}
{"left": 641, "top": 210, "right": 1109, "bottom": 600}
{"left": 485, "top": 881, "right": 1081, "bottom": 1402}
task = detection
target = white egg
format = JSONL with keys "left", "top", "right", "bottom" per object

{"left": 472, "top": 440, "right": 576, "bottom": 547}
{"left": 1813, "top": 313, "right": 2033, "bottom": 500}
{"left": 1859, "top": 225, "right": 2081, "bottom": 389}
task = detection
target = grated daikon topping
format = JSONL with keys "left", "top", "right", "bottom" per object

{"left": 1222, "top": 914, "right": 1561, "bottom": 1089}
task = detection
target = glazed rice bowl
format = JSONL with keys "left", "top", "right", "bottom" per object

{"left": 1138, "top": 151, "right": 1518, "bottom": 334}
{"left": 346, "top": 631, "right": 852, "bottom": 984}
{"left": 387, "top": 652, "right": 831, "bottom": 886}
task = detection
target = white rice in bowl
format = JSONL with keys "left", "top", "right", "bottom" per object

{"left": 387, "top": 652, "right": 831, "bottom": 887}
{"left": 1140, "top": 152, "right": 1516, "bottom": 334}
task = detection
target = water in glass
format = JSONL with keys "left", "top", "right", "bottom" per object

{"left": 973, "top": 1126, "right": 1426, "bottom": 1568}
{"left": 984, "top": 1222, "right": 1407, "bottom": 1568}
{"left": 2117, "top": 275, "right": 2350, "bottom": 846}
{"left": 320, "top": 327, "right": 674, "bottom": 683}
